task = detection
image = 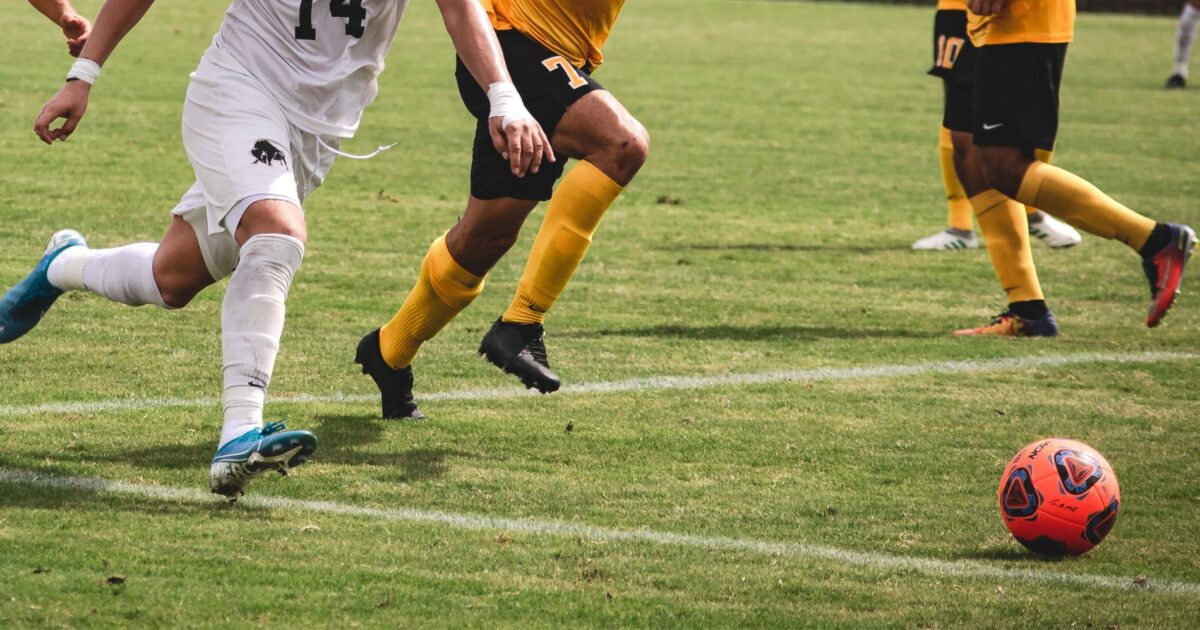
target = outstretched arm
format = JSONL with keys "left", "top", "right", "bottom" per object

{"left": 28, "top": 0, "right": 91, "bottom": 56}
{"left": 33, "top": 0, "right": 157, "bottom": 144}
{"left": 435, "top": 0, "right": 554, "bottom": 177}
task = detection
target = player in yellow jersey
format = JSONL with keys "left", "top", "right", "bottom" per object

{"left": 951, "top": 0, "right": 1195, "bottom": 336}
{"left": 28, "top": 0, "right": 91, "bottom": 56}
{"left": 355, "top": 0, "right": 644, "bottom": 417}
{"left": 914, "top": 0, "right": 1080, "bottom": 251}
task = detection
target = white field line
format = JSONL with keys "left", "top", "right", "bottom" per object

{"left": 0, "top": 350, "right": 1194, "bottom": 418}
{"left": 0, "top": 468, "right": 1196, "bottom": 596}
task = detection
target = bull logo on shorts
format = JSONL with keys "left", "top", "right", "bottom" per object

{"left": 251, "top": 140, "right": 287, "bottom": 168}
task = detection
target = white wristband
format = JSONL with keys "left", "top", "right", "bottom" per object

{"left": 66, "top": 58, "right": 101, "bottom": 85}
{"left": 486, "top": 81, "right": 532, "bottom": 129}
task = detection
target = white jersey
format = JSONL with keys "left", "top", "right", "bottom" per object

{"left": 212, "top": 0, "right": 409, "bottom": 138}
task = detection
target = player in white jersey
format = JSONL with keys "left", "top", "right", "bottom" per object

{"left": 7, "top": 0, "right": 553, "bottom": 500}
{"left": 28, "top": 0, "right": 92, "bottom": 56}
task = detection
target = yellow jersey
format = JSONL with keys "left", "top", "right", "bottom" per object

{"left": 937, "top": 0, "right": 968, "bottom": 12}
{"left": 968, "top": 0, "right": 1075, "bottom": 47}
{"left": 483, "top": 0, "right": 625, "bottom": 69}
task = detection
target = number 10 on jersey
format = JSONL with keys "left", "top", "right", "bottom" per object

{"left": 295, "top": 0, "right": 367, "bottom": 40}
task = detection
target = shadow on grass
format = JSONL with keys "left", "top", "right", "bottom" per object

{"left": 557, "top": 324, "right": 936, "bottom": 341}
{"left": 0, "top": 415, "right": 473, "bottom": 484}
{"left": 664, "top": 242, "right": 898, "bottom": 255}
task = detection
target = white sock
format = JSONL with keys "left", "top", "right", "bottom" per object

{"left": 1176, "top": 4, "right": 1200, "bottom": 79}
{"left": 219, "top": 233, "right": 305, "bottom": 448}
{"left": 47, "top": 243, "right": 168, "bottom": 308}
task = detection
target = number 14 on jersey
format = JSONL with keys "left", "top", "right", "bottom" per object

{"left": 295, "top": 0, "right": 366, "bottom": 40}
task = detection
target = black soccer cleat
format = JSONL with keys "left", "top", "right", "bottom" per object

{"left": 1165, "top": 74, "right": 1186, "bottom": 89}
{"left": 478, "top": 319, "right": 562, "bottom": 393}
{"left": 354, "top": 329, "right": 425, "bottom": 419}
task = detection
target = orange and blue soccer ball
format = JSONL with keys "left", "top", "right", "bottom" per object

{"left": 998, "top": 438, "right": 1120, "bottom": 556}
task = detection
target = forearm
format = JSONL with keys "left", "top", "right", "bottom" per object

{"left": 28, "top": 0, "right": 74, "bottom": 24}
{"left": 77, "top": 0, "right": 156, "bottom": 65}
{"left": 435, "top": 0, "right": 512, "bottom": 89}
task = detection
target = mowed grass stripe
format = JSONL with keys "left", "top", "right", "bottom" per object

{"left": 0, "top": 350, "right": 1193, "bottom": 417}
{"left": 1, "top": 467, "right": 1197, "bottom": 596}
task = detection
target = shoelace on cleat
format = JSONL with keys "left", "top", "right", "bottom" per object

{"left": 261, "top": 420, "right": 288, "bottom": 436}
{"left": 523, "top": 335, "right": 550, "bottom": 368}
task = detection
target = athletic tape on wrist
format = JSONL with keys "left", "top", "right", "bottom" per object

{"left": 66, "top": 58, "right": 101, "bottom": 85}
{"left": 486, "top": 82, "right": 533, "bottom": 129}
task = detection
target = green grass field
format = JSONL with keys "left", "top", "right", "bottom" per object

{"left": 2, "top": 0, "right": 1199, "bottom": 626}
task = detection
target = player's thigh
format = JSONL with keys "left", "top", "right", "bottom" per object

{"left": 552, "top": 90, "right": 649, "bottom": 165}
{"left": 153, "top": 216, "right": 218, "bottom": 308}
{"left": 182, "top": 53, "right": 303, "bottom": 236}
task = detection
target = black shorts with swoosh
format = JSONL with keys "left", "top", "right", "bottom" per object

{"left": 972, "top": 42, "right": 1067, "bottom": 152}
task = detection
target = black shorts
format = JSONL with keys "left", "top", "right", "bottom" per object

{"left": 973, "top": 43, "right": 1067, "bottom": 152}
{"left": 929, "top": 9, "right": 977, "bottom": 82}
{"left": 456, "top": 29, "right": 604, "bottom": 201}
{"left": 931, "top": 9, "right": 978, "bottom": 133}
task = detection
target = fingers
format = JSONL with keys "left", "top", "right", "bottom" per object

{"left": 488, "top": 118, "right": 555, "bottom": 178}
{"left": 34, "top": 107, "right": 58, "bottom": 145}
{"left": 488, "top": 117, "right": 509, "bottom": 161}
{"left": 507, "top": 125, "right": 527, "bottom": 177}
{"left": 34, "top": 86, "right": 88, "bottom": 145}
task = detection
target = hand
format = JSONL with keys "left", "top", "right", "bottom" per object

{"left": 488, "top": 116, "right": 555, "bottom": 178}
{"left": 968, "top": 0, "right": 1007, "bottom": 16}
{"left": 59, "top": 12, "right": 92, "bottom": 57}
{"left": 34, "top": 80, "right": 91, "bottom": 144}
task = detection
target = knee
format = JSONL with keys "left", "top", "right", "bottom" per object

{"left": 595, "top": 122, "right": 650, "bottom": 184}
{"left": 616, "top": 122, "right": 650, "bottom": 177}
{"left": 237, "top": 200, "right": 308, "bottom": 247}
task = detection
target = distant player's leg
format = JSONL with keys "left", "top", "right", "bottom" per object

{"left": 1024, "top": 149, "right": 1082, "bottom": 249}
{"left": 951, "top": 132, "right": 1058, "bottom": 338}
{"left": 1166, "top": 0, "right": 1200, "bottom": 88}
{"left": 913, "top": 123, "right": 978, "bottom": 250}
{"left": 483, "top": 89, "right": 646, "bottom": 392}
{"left": 916, "top": 25, "right": 980, "bottom": 252}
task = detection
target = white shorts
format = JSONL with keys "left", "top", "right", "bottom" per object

{"left": 170, "top": 45, "right": 339, "bottom": 280}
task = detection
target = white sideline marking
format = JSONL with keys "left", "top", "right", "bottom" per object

{"left": 0, "top": 351, "right": 1194, "bottom": 418}
{"left": 0, "top": 468, "right": 1196, "bottom": 596}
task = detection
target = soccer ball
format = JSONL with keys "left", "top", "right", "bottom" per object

{"left": 998, "top": 438, "right": 1120, "bottom": 556}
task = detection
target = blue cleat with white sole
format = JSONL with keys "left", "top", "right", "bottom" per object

{"left": 0, "top": 230, "right": 87, "bottom": 344}
{"left": 209, "top": 421, "right": 318, "bottom": 501}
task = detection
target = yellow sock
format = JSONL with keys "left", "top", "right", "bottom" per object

{"left": 379, "top": 236, "right": 484, "bottom": 369}
{"left": 971, "top": 190, "right": 1044, "bottom": 303}
{"left": 1015, "top": 161, "right": 1155, "bottom": 251}
{"left": 1024, "top": 149, "right": 1053, "bottom": 217}
{"left": 939, "top": 126, "right": 973, "bottom": 231}
{"left": 503, "top": 161, "right": 623, "bottom": 324}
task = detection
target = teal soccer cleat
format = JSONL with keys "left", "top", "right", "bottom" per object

{"left": 209, "top": 421, "right": 318, "bottom": 500}
{"left": 0, "top": 230, "right": 87, "bottom": 344}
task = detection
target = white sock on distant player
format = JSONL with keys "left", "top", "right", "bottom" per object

{"left": 1176, "top": 4, "right": 1200, "bottom": 79}
{"left": 47, "top": 243, "right": 169, "bottom": 307}
{"left": 218, "top": 233, "right": 304, "bottom": 447}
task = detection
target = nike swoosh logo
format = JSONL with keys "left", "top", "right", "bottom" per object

{"left": 982, "top": 123, "right": 1004, "bottom": 130}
